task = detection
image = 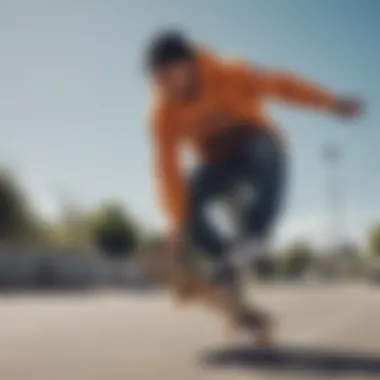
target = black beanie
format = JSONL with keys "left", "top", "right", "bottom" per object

{"left": 145, "top": 30, "right": 194, "bottom": 72}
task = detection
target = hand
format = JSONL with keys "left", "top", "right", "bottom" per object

{"left": 333, "top": 96, "right": 364, "bottom": 119}
{"left": 166, "top": 229, "right": 183, "bottom": 259}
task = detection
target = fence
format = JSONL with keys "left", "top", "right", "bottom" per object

{"left": 0, "top": 246, "right": 156, "bottom": 291}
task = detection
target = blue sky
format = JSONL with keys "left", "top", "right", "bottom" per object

{"left": 0, "top": 0, "right": 379, "bottom": 246}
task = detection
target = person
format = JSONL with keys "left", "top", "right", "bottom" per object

{"left": 144, "top": 30, "right": 363, "bottom": 344}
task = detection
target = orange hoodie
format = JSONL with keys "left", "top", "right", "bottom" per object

{"left": 149, "top": 49, "right": 338, "bottom": 229}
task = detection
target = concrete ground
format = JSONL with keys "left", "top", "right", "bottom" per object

{"left": 1, "top": 283, "right": 380, "bottom": 380}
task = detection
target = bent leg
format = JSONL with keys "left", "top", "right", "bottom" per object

{"left": 187, "top": 162, "right": 235, "bottom": 261}
{"left": 241, "top": 132, "right": 287, "bottom": 240}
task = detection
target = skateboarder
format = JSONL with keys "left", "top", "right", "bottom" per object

{"left": 144, "top": 30, "right": 363, "bottom": 344}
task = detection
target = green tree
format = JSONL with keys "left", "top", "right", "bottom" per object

{"left": 88, "top": 201, "right": 140, "bottom": 259}
{"left": 0, "top": 169, "right": 41, "bottom": 243}
{"left": 336, "top": 242, "right": 364, "bottom": 277}
{"left": 368, "top": 221, "right": 380, "bottom": 258}
{"left": 282, "top": 240, "right": 314, "bottom": 278}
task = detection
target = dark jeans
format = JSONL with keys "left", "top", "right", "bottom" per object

{"left": 187, "top": 128, "right": 286, "bottom": 262}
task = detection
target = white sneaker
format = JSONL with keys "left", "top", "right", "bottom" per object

{"left": 206, "top": 239, "right": 267, "bottom": 288}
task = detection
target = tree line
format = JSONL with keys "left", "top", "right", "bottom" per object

{"left": 0, "top": 169, "right": 139, "bottom": 258}
{"left": 1, "top": 169, "right": 380, "bottom": 277}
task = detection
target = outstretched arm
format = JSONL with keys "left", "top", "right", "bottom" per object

{"left": 230, "top": 61, "right": 362, "bottom": 117}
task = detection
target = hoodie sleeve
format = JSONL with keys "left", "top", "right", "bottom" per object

{"left": 150, "top": 104, "right": 187, "bottom": 229}
{"left": 228, "top": 61, "right": 339, "bottom": 111}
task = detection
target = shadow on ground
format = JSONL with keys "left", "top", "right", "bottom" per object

{"left": 201, "top": 345, "right": 380, "bottom": 377}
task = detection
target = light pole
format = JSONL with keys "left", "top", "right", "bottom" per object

{"left": 322, "top": 142, "right": 344, "bottom": 255}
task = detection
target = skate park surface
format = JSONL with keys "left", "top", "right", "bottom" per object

{"left": 1, "top": 283, "right": 380, "bottom": 380}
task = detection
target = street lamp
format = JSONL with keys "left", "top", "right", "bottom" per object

{"left": 322, "top": 142, "right": 344, "bottom": 254}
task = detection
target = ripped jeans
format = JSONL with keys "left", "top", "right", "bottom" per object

{"left": 187, "top": 127, "right": 287, "bottom": 262}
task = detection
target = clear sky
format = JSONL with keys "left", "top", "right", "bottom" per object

{"left": 0, "top": 0, "right": 379, "bottom": 246}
